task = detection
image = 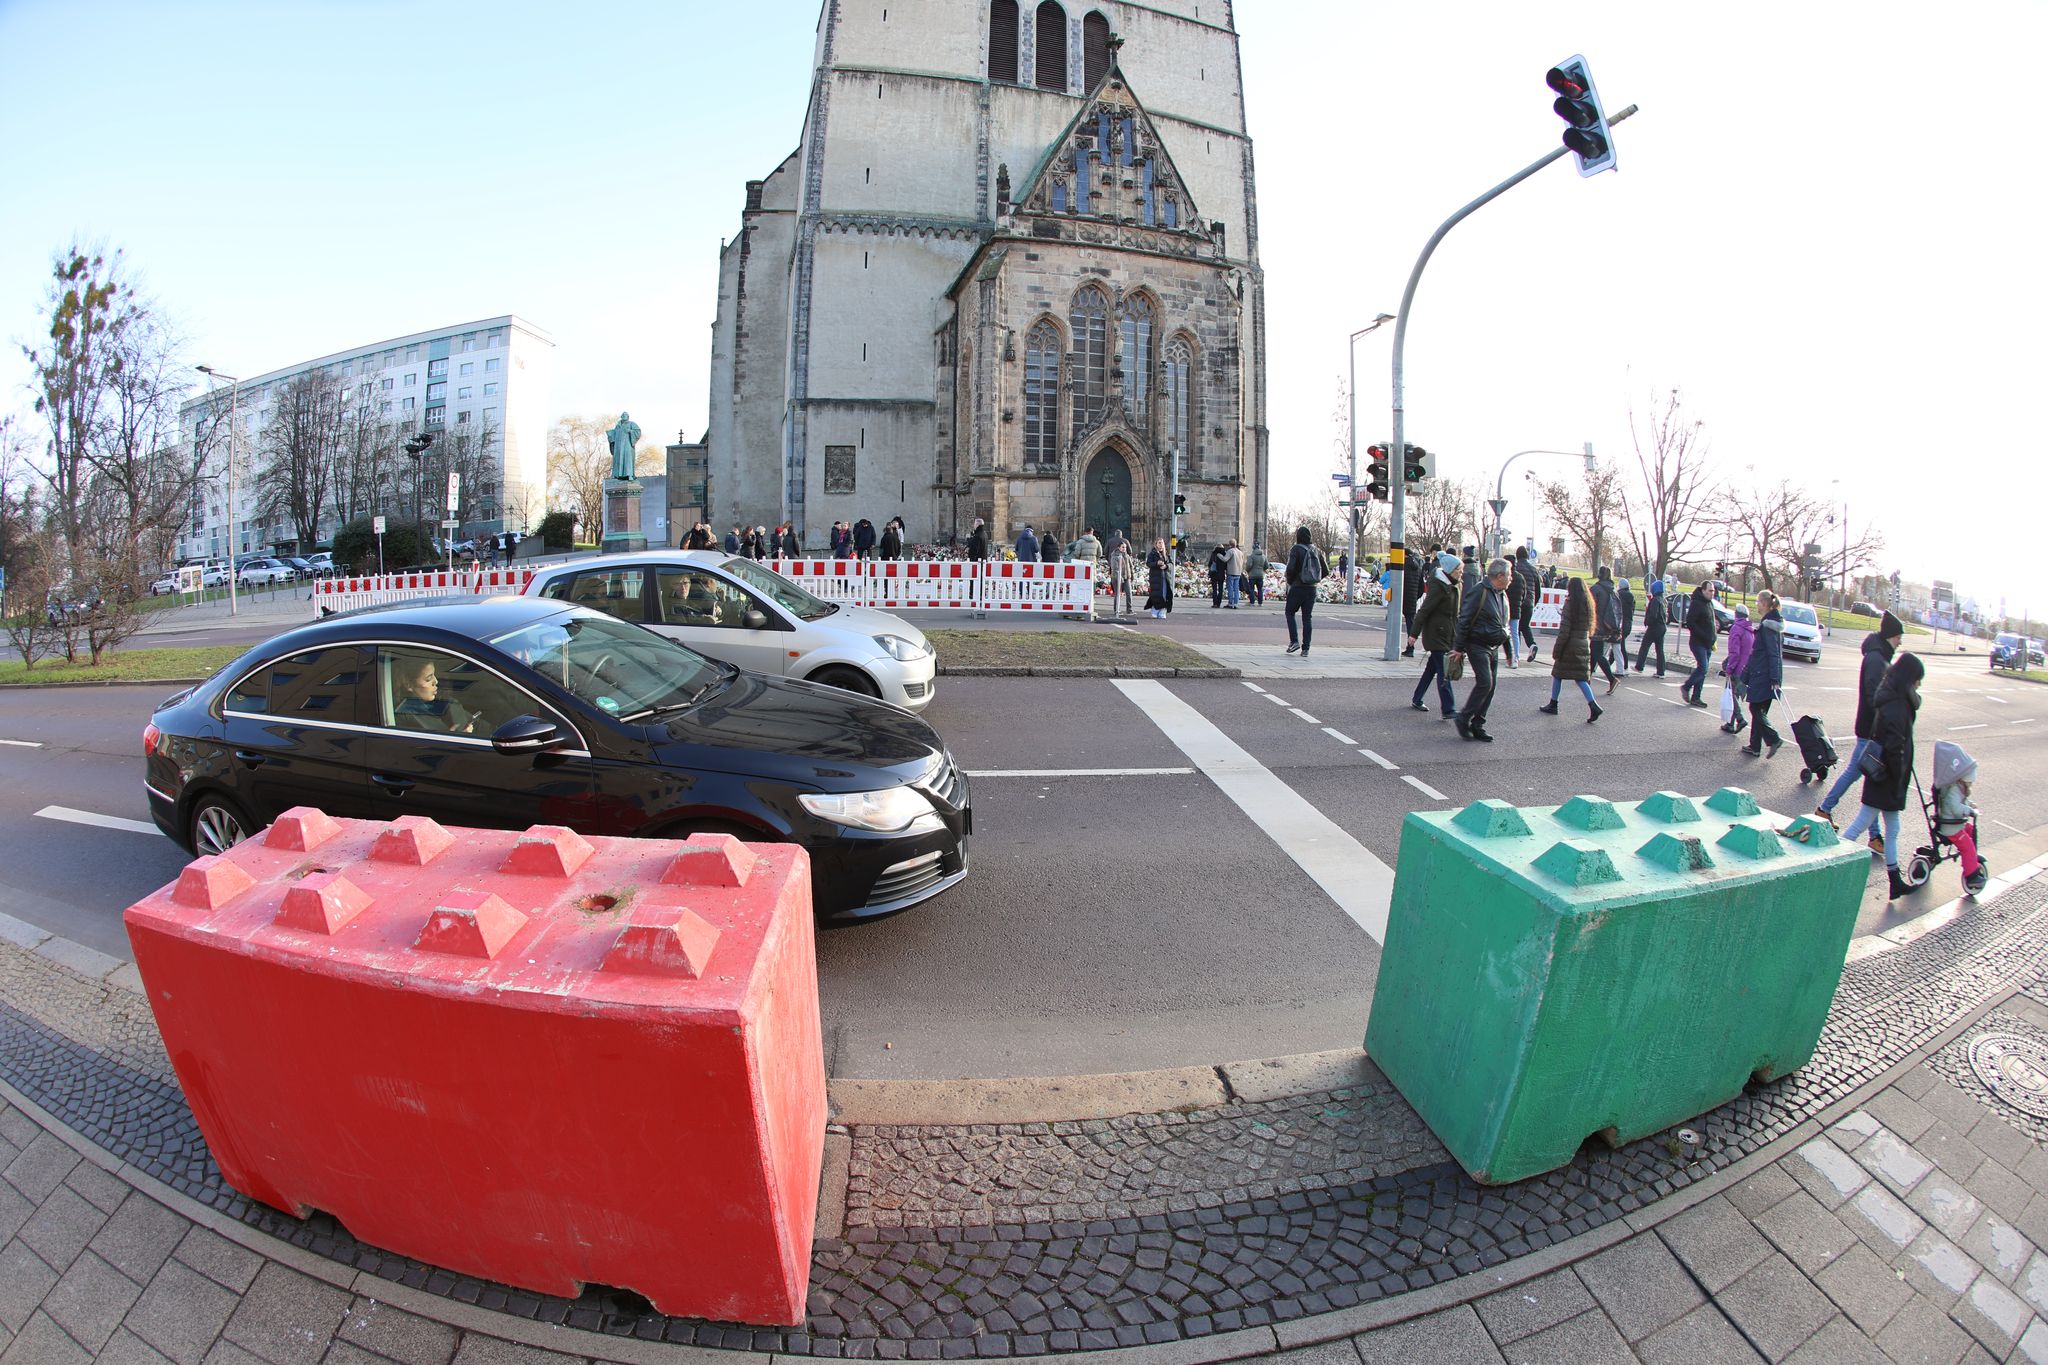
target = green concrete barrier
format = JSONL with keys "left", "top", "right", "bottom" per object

{"left": 1363, "top": 788, "right": 1867, "bottom": 1185}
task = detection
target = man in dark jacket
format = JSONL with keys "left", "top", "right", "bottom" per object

{"left": 967, "top": 519, "right": 989, "bottom": 561}
{"left": 1839, "top": 651, "right": 1925, "bottom": 899}
{"left": 1402, "top": 543, "right": 1436, "bottom": 654}
{"left": 1590, "top": 567, "right": 1622, "bottom": 693}
{"left": 1511, "top": 547, "right": 1541, "bottom": 663}
{"left": 1635, "top": 579, "right": 1668, "bottom": 676}
{"left": 1408, "top": 553, "right": 1462, "bottom": 718}
{"left": 1015, "top": 525, "right": 1040, "bottom": 562}
{"left": 1453, "top": 558, "right": 1513, "bottom": 741}
{"left": 1679, "top": 581, "right": 1720, "bottom": 705}
{"left": 1040, "top": 531, "right": 1061, "bottom": 563}
{"left": 1283, "top": 527, "right": 1325, "bottom": 656}
{"left": 853, "top": 518, "right": 877, "bottom": 559}
{"left": 878, "top": 518, "right": 903, "bottom": 560}
{"left": 1817, "top": 610, "right": 1904, "bottom": 825}
{"left": 1207, "top": 544, "right": 1229, "bottom": 608}
{"left": 724, "top": 525, "right": 742, "bottom": 554}
{"left": 1616, "top": 578, "right": 1636, "bottom": 672}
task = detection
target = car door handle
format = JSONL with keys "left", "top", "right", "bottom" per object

{"left": 232, "top": 749, "right": 269, "bottom": 769}
{"left": 370, "top": 774, "right": 415, "bottom": 796}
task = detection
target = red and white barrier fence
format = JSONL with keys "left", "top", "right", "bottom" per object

{"left": 313, "top": 567, "right": 535, "bottom": 616}
{"left": 977, "top": 560, "right": 1095, "bottom": 613}
{"left": 1533, "top": 586, "right": 1566, "bottom": 632}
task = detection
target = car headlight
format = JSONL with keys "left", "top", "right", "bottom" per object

{"left": 798, "top": 786, "right": 944, "bottom": 834}
{"left": 873, "top": 633, "right": 929, "bottom": 663}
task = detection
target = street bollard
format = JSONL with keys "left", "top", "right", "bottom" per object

{"left": 125, "top": 810, "right": 825, "bottom": 1324}
{"left": 1364, "top": 788, "right": 1867, "bottom": 1185}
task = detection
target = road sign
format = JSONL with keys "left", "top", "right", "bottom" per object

{"left": 445, "top": 472, "right": 460, "bottom": 512}
{"left": 372, "top": 515, "right": 386, "bottom": 536}
{"left": 1488, "top": 498, "right": 1509, "bottom": 518}
{"left": 440, "top": 518, "right": 460, "bottom": 530}
{"left": 1332, "top": 473, "right": 1353, "bottom": 485}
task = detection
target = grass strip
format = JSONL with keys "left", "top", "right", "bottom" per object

{"left": 0, "top": 645, "right": 249, "bottom": 686}
{"left": 927, "top": 628, "right": 1220, "bottom": 671}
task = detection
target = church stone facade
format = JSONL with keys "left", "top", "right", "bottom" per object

{"left": 705, "top": 0, "right": 1265, "bottom": 554}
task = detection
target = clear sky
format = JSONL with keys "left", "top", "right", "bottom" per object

{"left": 3, "top": 1, "right": 2044, "bottom": 616}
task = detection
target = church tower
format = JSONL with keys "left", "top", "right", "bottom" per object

{"left": 706, "top": 0, "right": 1265, "bottom": 554}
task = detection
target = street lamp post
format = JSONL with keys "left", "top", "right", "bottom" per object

{"left": 1345, "top": 314, "right": 1396, "bottom": 604}
{"left": 1486, "top": 446, "right": 1596, "bottom": 563}
{"left": 195, "top": 365, "right": 241, "bottom": 617}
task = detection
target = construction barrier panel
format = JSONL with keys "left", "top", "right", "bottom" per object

{"left": 869, "top": 558, "right": 978, "bottom": 609}
{"left": 314, "top": 567, "right": 534, "bottom": 616}
{"left": 764, "top": 558, "right": 869, "bottom": 605}
{"left": 1531, "top": 586, "right": 1566, "bottom": 632}
{"left": 124, "top": 812, "right": 825, "bottom": 1324}
{"left": 1364, "top": 788, "right": 1866, "bottom": 1185}
{"left": 976, "top": 560, "right": 1097, "bottom": 613}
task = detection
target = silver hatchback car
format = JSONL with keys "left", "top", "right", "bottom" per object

{"left": 523, "top": 551, "right": 938, "bottom": 709}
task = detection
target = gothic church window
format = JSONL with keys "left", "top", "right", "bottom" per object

{"left": 1161, "top": 336, "right": 1196, "bottom": 472}
{"left": 1082, "top": 12, "right": 1110, "bottom": 90}
{"left": 1035, "top": 2, "right": 1067, "bottom": 91}
{"left": 1024, "top": 321, "right": 1062, "bottom": 468}
{"left": 1120, "top": 294, "right": 1154, "bottom": 428}
{"left": 989, "top": 0, "right": 1019, "bottom": 83}
{"left": 1069, "top": 285, "right": 1109, "bottom": 440}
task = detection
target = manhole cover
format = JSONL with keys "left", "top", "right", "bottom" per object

{"left": 1967, "top": 1032, "right": 2048, "bottom": 1120}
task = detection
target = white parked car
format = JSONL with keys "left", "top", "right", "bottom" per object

{"left": 238, "top": 557, "right": 295, "bottom": 587}
{"left": 306, "top": 552, "right": 335, "bottom": 575}
{"left": 1780, "top": 602, "right": 1825, "bottom": 662}
{"left": 149, "top": 571, "right": 181, "bottom": 596}
{"left": 199, "top": 562, "right": 232, "bottom": 588}
{"left": 522, "top": 550, "right": 938, "bottom": 710}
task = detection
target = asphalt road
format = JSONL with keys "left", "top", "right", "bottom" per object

{"left": 1, "top": 637, "right": 2040, "bottom": 1083}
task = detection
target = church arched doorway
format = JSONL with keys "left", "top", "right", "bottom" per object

{"left": 1082, "top": 445, "right": 1134, "bottom": 541}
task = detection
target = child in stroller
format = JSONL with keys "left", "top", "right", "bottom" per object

{"left": 1907, "top": 740, "right": 1987, "bottom": 895}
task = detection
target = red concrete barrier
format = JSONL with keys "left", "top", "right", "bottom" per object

{"left": 124, "top": 810, "right": 825, "bottom": 1324}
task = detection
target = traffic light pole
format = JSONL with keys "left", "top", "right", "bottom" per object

{"left": 1382, "top": 105, "right": 1636, "bottom": 660}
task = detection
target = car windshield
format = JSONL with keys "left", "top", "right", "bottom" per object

{"left": 488, "top": 611, "right": 726, "bottom": 720}
{"left": 719, "top": 557, "right": 837, "bottom": 621}
{"left": 1783, "top": 604, "right": 1818, "bottom": 626}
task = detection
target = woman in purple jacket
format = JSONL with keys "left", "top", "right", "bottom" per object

{"left": 1718, "top": 604, "right": 1755, "bottom": 735}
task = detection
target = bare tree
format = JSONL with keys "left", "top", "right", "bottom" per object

{"left": 1535, "top": 461, "right": 1628, "bottom": 572}
{"left": 1403, "top": 476, "right": 1482, "bottom": 558}
{"left": 548, "top": 415, "right": 611, "bottom": 535}
{"left": 254, "top": 369, "right": 346, "bottom": 549}
{"left": 1618, "top": 386, "right": 1716, "bottom": 578}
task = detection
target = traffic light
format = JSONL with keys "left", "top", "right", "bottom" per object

{"left": 1546, "top": 56, "right": 1616, "bottom": 177}
{"left": 1172, "top": 493, "right": 1187, "bottom": 516}
{"left": 1402, "top": 444, "right": 1433, "bottom": 483}
{"left": 1364, "top": 444, "right": 1391, "bottom": 501}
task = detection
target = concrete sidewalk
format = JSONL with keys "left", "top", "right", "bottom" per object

{"left": 4, "top": 857, "right": 2048, "bottom": 1363}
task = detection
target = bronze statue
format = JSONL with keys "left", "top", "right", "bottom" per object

{"left": 607, "top": 412, "right": 642, "bottom": 481}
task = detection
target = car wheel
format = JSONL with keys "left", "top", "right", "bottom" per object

{"left": 808, "top": 665, "right": 881, "bottom": 698}
{"left": 188, "top": 794, "right": 254, "bottom": 857}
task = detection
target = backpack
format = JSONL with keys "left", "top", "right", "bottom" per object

{"left": 1297, "top": 545, "right": 1326, "bottom": 586}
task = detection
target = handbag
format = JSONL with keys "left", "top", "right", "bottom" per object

{"left": 1718, "top": 681, "right": 1736, "bottom": 726}
{"left": 1858, "top": 744, "right": 1886, "bottom": 780}
{"left": 1446, "top": 652, "right": 1466, "bottom": 682}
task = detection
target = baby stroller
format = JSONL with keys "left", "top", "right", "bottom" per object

{"left": 1790, "top": 714, "right": 1837, "bottom": 786}
{"left": 1901, "top": 740, "right": 1986, "bottom": 891}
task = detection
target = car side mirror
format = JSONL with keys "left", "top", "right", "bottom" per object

{"left": 742, "top": 609, "right": 769, "bottom": 630}
{"left": 491, "top": 714, "right": 567, "bottom": 755}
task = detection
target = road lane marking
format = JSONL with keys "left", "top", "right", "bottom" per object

{"left": 2014, "top": 718, "right": 2036, "bottom": 725}
{"left": 1358, "top": 749, "right": 1399, "bottom": 771}
{"left": 1987, "top": 695, "right": 2009, "bottom": 704}
{"left": 965, "top": 768, "right": 1194, "bottom": 778}
{"left": 1626, "top": 687, "right": 1660, "bottom": 699}
{"left": 1288, "top": 707, "right": 1321, "bottom": 724}
{"left": 0, "top": 739, "right": 43, "bottom": 748}
{"left": 1264, "top": 693, "right": 1290, "bottom": 706}
{"left": 1322, "top": 727, "right": 1357, "bottom": 745}
{"left": 1949, "top": 724, "right": 1987, "bottom": 731}
{"left": 1115, "top": 679, "right": 1393, "bottom": 943}
{"left": 1242, "top": 681, "right": 1266, "bottom": 693}
{"left": 34, "top": 806, "right": 158, "bottom": 836}
{"left": 1402, "top": 775, "right": 1447, "bottom": 801}
{"left": 1995, "top": 819, "right": 2028, "bottom": 835}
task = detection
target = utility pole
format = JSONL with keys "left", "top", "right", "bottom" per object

{"left": 1383, "top": 103, "right": 1639, "bottom": 658}
{"left": 1345, "top": 315, "right": 1394, "bottom": 604}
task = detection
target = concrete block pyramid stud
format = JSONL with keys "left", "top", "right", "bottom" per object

{"left": 122, "top": 809, "right": 825, "bottom": 1326}
{"left": 1366, "top": 786, "right": 1870, "bottom": 1185}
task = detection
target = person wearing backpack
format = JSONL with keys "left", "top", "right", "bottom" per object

{"left": 1284, "top": 527, "right": 1326, "bottom": 657}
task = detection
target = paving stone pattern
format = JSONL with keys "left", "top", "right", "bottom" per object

{"left": 0, "top": 880, "right": 2043, "bottom": 1358}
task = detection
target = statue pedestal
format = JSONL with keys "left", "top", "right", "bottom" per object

{"left": 601, "top": 478, "right": 647, "bottom": 554}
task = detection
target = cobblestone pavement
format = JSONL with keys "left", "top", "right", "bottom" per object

{"left": 2, "top": 875, "right": 2046, "bottom": 1362}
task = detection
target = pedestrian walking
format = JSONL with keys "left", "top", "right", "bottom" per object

{"left": 1635, "top": 578, "right": 1669, "bottom": 676}
{"left": 1740, "top": 590, "right": 1787, "bottom": 757}
{"left": 1244, "top": 544, "right": 1268, "bottom": 605}
{"left": 1402, "top": 545, "right": 1432, "bottom": 648}
{"left": 1815, "top": 610, "right": 1904, "bottom": 820}
{"left": 1106, "top": 529, "right": 1136, "bottom": 615}
{"left": 1283, "top": 526, "right": 1326, "bottom": 656}
{"left": 1206, "top": 543, "right": 1228, "bottom": 608}
{"left": 1015, "top": 525, "right": 1040, "bottom": 561}
{"left": 967, "top": 518, "right": 989, "bottom": 561}
{"left": 1537, "top": 576, "right": 1603, "bottom": 722}
{"left": 1616, "top": 578, "right": 1636, "bottom": 671}
{"left": 853, "top": 517, "right": 877, "bottom": 560}
{"left": 1591, "top": 567, "right": 1623, "bottom": 695}
{"left": 1679, "top": 580, "right": 1719, "bottom": 705}
{"left": 1452, "top": 558, "right": 1512, "bottom": 741}
{"left": 779, "top": 522, "right": 801, "bottom": 558}
{"left": 1512, "top": 547, "right": 1541, "bottom": 663}
{"left": 1837, "top": 652, "right": 1926, "bottom": 900}
{"left": 1224, "top": 540, "right": 1245, "bottom": 607}
{"left": 1145, "top": 538, "right": 1174, "bottom": 618}
{"left": 1408, "top": 552, "right": 1462, "bottom": 719}
{"left": 1719, "top": 604, "right": 1756, "bottom": 735}
{"left": 879, "top": 517, "right": 903, "bottom": 560}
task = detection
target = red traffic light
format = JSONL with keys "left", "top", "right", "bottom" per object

{"left": 1545, "top": 66, "right": 1588, "bottom": 99}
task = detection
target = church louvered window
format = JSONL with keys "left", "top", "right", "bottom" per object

{"left": 1069, "top": 286, "right": 1109, "bottom": 440}
{"left": 1035, "top": 1, "right": 1067, "bottom": 91}
{"left": 989, "top": 0, "right": 1019, "bottom": 83}
{"left": 1162, "top": 337, "right": 1196, "bottom": 471}
{"left": 1120, "top": 295, "right": 1154, "bottom": 428}
{"left": 1023, "top": 321, "right": 1062, "bottom": 467}
{"left": 1082, "top": 12, "right": 1110, "bottom": 91}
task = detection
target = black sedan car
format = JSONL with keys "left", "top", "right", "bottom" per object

{"left": 143, "top": 596, "right": 970, "bottom": 921}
